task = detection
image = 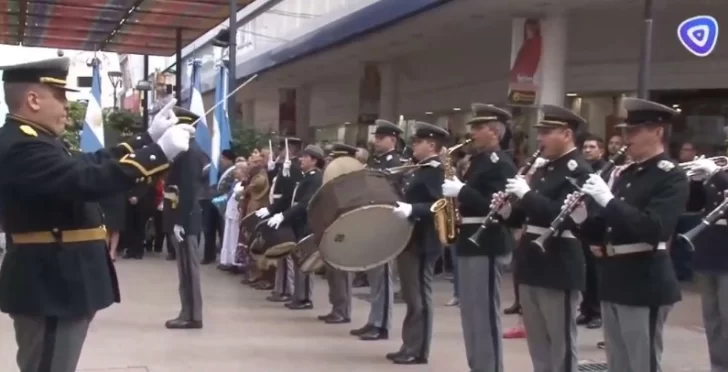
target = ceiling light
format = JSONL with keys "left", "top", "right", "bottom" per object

{"left": 453, "top": 108, "right": 461, "bottom": 111}
{"left": 425, "top": 111, "right": 433, "bottom": 115}
{"left": 676, "top": 108, "right": 682, "bottom": 113}
{"left": 672, "top": 104, "right": 680, "bottom": 108}
{"left": 566, "top": 93, "right": 577, "bottom": 97}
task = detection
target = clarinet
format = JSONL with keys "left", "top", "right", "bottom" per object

{"left": 467, "top": 148, "right": 543, "bottom": 247}
{"left": 530, "top": 146, "right": 628, "bottom": 252}
{"left": 677, "top": 195, "right": 728, "bottom": 252}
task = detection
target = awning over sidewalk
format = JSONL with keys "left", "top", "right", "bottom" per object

{"left": 0, "top": 0, "right": 254, "bottom": 56}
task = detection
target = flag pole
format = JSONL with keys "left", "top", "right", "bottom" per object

{"left": 191, "top": 74, "right": 258, "bottom": 127}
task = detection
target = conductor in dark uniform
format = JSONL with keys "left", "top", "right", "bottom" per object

{"left": 163, "top": 107, "right": 207, "bottom": 329}
{"left": 267, "top": 145, "right": 325, "bottom": 310}
{"left": 442, "top": 104, "right": 517, "bottom": 372}
{"left": 350, "top": 120, "right": 401, "bottom": 340}
{"left": 256, "top": 137, "right": 303, "bottom": 302}
{"left": 387, "top": 122, "right": 447, "bottom": 365}
{"left": 570, "top": 98, "right": 686, "bottom": 372}
{"left": 491, "top": 104, "right": 592, "bottom": 372}
{"left": 0, "top": 57, "right": 192, "bottom": 372}
{"left": 319, "top": 142, "right": 357, "bottom": 324}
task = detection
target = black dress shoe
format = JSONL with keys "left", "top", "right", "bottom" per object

{"left": 391, "top": 354, "right": 427, "bottom": 365}
{"left": 317, "top": 313, "right": 334, "bottom": 321}
{"left": 285, "top": 300, "right": 313, "bottom": 310}
{"left": 576, "top": 313, "right": 590, "bottom": 325}
{"left": 266, "top": 294, "right": 291, "bottom": 303}
{"left": 586, "top": 317, "right": 602, "bottom": 329}
{"left": 324, "top": 315, "right": 351, "bottom": 324}
{"left": 165, "top": 319, "right": 203, "bottom": 329}
{"left": 503, "top": 303, "right": 521, "bottom": 315}
{"left": 359, "top": 327, "right": 388, "bottom": 341}
{"left": 597, "top": 341, "right": 606, "bottom": 349}
{"left": 201, "top": 258, "right": 215, "bottom": 265}
{"left": 385, "top": 350, "right": 405, "bottom": 361}
{"left": 349, "top": 324, "right": 373, "bottom": 336}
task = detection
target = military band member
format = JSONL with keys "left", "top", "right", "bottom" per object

{"left": 163, "top": 107, "right": 208, "bottom": 330}
{"left": 0, "top": 57, "right": 191, "bottom": 372}
{"left": 256, "top": 137, "right": 304, "bottom": 303}
{"left": 349, "top": 120, "right": 401, "bottom": 341}
{"left": 442, "top": 104, "right": 517, "bottom": 372}
{"left": 682, "top": 156, "right": 728, "bottom": 372}
{"left": 267, "top": 145, "right": 325, "bottom": 310}
{"left": 387, "top": 122, "right": 447, "bottom": 365}
{"left": 568, "top": 98, "right": 686, "bottom": 372}
{"left": 491, "top": 105, "right": 592, "bottom": 372}
{"left": 318, "top": 142, "right": 357, "bottom": 324}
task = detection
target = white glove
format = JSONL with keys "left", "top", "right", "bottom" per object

{"left": 267, "top": 159, "right": 276, "bottom": 171}
{"left": 489, "top": 191, "right": 512, "bottom": 218}
{"left": 582, "top": 174, "right": 614, "bottom": 207}
{"left": 505, "top": 176, "right": 530, "bottom": 199}
{"left": 157, "top": 202, "right": 163, "bottom": 211}
{"left": 282, "top": 159, "right": 292, "bottom": 177}
{"left": 392, "top": 201, "right": 412, "bottom": 219}
{"left": 442, "top": 177, "right": 464, "bottom": 198}
{"left": 684, "top": 156, "right": 720, "bottom": 181}
{"left": 267, "top": 213, "right": 284, "bottom": 229}
{"left": 562, "top": 191, "right": 587, "bottom": 224}
{"left": 533, "top": 157, "right": 548, "bottom": 169}
{"left": 173, "top": 225, "right": 185, "bottom": 242}
{"left": 233, "top": 183, "right": 245, "bottom": 195}
{"left": 148, "top": 99, "right": 179, "bottom": 141}
{"left": 157, "top": 124, "right": 194, "bottom": 160}
{"left": 255, "top": 207, "right": 270, "bottom": 218}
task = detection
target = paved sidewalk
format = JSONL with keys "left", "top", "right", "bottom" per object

{"left": 0, "top": 255, "right": 711, "bottom": 371}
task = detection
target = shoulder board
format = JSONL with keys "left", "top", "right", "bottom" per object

{"left": 426, "top": 160, "right": 442, "bottom": 168}
{"left": 657, "top": 160, "right": 675, "bottom": 172}
{"left": 19, "top": 125, "right": 37, "bottom": 137}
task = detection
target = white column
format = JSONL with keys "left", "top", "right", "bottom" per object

{"left": 378, "top": 62, "right": 400, "bottom": 122}
{"left": 539, "top": 15, "right": 567, "bottom": 106}
{"left": 295, "top": 84, "right": 312, "bottom": 142}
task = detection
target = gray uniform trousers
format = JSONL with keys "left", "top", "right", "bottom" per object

{"left": 292, "top": 259, "right": 313, "bottom": 302}
{"left": 697, "top": 272, "right": 728, "bottom": 372}
{"left": 170, "top": 234, "right": 203, "bottom": 321}
{"left": 519, "top": 284, "right": 579, "bottom": 372}
{"left": 366, "top": 262, "right": 393, "bottom": 329}
{"left": 274, "top": 256, "right": 295, "bottom": 297}
{"left": 601, "top": 302, "right": 671, "bottom": 372}
{"left": 326, "top": 264, "right": 352, "bottom": 318}
{"left": 458, "top": 255, "right": 504, "bottom": 372}
{"left": 12, "top": 314, "right": 94, "bottom": 372}
{"left": 397, "top": 249, "right": 437, "bottom": 359}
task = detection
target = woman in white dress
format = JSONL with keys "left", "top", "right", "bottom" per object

{"left": 219, "top": 161, "right": 248, "bottom": 272}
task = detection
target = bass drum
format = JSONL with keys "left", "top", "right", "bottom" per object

{"left": 249, "top": 220, "right": 297, "bottom": 259}
{"left": 308, "top": 169, "right": 412, "bottom": 271}
{"left": 239, "top": 212, "right": 261, "bottom": 247}
{"left": 322, "top": 156, "right": 364, "bottom": 185}
{"left": 294, "top": 234, "right": 324, "bottom": 274}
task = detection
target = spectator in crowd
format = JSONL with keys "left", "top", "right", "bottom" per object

{"left": 606, "top": 134, "right": 624, "bottom": 160}
{"left": 200, "top": 149, "right": 237, "bottom": 264}
{"left": 146, "top": 177, "right": 166, "bottom": 255}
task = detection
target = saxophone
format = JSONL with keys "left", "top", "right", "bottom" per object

{"left": 430, "top": 139, "right": 472, "bottom": 245}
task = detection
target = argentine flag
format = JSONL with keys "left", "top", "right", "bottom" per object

{"left": 209, "top": 61, "right": 232, "bottom": 186}
{"left": 188, "top": 59, "right": 211, "bottom": 159}
{"left": 80, "top": 58, "right": 104, "bottom": 152}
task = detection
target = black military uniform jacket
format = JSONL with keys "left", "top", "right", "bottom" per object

{"left": 457, "top": 149, "right": 517, "bottom": 257}
{"left": 0, "top": 115, "right": 171, "bottom": 317}
{"left": 369, "top": 149, "right": 402, "bottom": 170}
{"left": 282, "top": 168, "right": 323, "bottom": 239}
{"left": 162, "top": 139, "right": 206, "bottom": 235}
{"left": 579, "top": 152, "right": 686, "bottom": 306}
{"left": 268, "top": 157, "right": 303, "bottom": 215}
{"left": 693, "top": 171, "right": 728, "bottom": 272}
{"left": 402, "top": 155, "right": 445, "bottom": 257}
{"left": 508, "top": 149, "right": 592, "bottom": 291}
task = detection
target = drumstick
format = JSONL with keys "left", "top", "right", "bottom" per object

{"left": 284, "top": 138, "right": 290, "bottom": 163}
{"left": 268, "top": 139, "right": 273, "bottom": 157}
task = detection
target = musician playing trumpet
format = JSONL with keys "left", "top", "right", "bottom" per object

{"left": 489, "top": 105, "right": 592, "bottom": 372}
{"left": 679, "top": 154, "right": 728, "bottom": 371}
{"left": 440, "top": 104, "right": 517, "bottom": 372}
{"left": 562, "top": 98, "right": 686, "bottom": 372}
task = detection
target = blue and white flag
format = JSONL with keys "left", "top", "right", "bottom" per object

{"left": 188, "top": 59, "right": 211, "bottom": 158}
{"left": 209, "top": 62, "right": 232, "bottom": 186}
{"left": 80, "top": 58, "right": 104, "bottom": 152}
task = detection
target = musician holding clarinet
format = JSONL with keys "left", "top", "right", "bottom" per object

{"left": 439, "top": 104, "right": 516, "bottom": 372}
{"left": 489, "top": 105, "right": 592, "bottom": 372}
{"left": 562, "top": 98, "right": 686, "bottom": 372}
{"left": 679, "top": 153, "right": 728, "bottom": 371}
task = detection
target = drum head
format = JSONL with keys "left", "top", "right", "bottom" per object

{"left": 319, "top": 204, "right": 412, "bottom": 271}
{"left": 322, "top": 156, "right": 364, "bottom": 185}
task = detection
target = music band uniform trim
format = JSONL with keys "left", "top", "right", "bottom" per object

{"left": 455, "top": 104, "right": 517, "bottom": 372}
{"left": 576, "top": 98, "right": 686, "bottom": 372}
{"left": 504, "top": 105, "right": 592, "bottom": 372}
{"left": 0, "top": 57, "right": 176, "bottom": 372}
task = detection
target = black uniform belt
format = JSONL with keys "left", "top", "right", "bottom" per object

{"left": 11, "top": 226, "right": 107, "bottom": 245}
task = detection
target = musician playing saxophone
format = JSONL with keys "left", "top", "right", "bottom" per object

{"left": 386, "top": 122, "right": 447, "bottom": 365}
{"left": 489, "top": 105, "right": 592, "bottom": 372}
{"left": 440, "top": 104, "right": 516, "bottom": 372}
{"left": 562, "top": 98, "right": 686, "bottom": 372}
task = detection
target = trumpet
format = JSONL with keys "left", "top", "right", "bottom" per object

{"left": 677, "top": 195, "right": 728, "bottom": 251}
{"left": 467, "top": 148, "right": 543, "bottom": 247}
{"left": 531, "top": 145, "right": 629, "bottom": 252}
{"left": 679, "top": 156, "right": 728, "bottom": 178}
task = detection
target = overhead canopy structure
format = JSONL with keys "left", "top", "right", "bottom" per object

{"left": 0, "top": 0, "right": 254, "bottom": 56}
